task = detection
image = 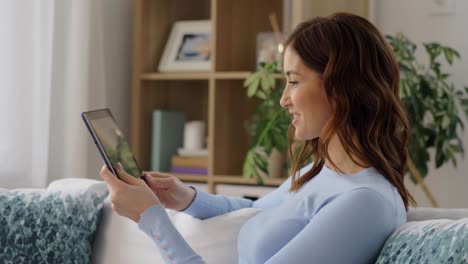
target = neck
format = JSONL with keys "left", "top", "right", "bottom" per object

{"left": 324, "top": 134, "right": 368, "bottom": 174}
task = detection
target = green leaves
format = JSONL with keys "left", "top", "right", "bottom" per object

{"left": 458, "top": 87, "right": 468, "bottom": 117}
{"left": 243, "top": 62, "right": 290, "bottom": 184}
{"left": 243, "top": 63, "right": 277, "bottom": 99}
{"left": 387, "top": 33, "right": 468, "bottom": 183}
{"left": 243, "top": 150, "right": 268, "bottom": 185}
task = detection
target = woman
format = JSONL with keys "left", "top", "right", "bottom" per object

{"left": 100, "top": 13, "right": 416, "bottom": 264}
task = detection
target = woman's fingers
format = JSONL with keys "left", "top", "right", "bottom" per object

{"left": 100, "top": 164, "right": 124, "bottom": 188}
{"left": 144, "top": 175, "right": 175, "bottom": 189}
{"left": 143, "top": 171, "right": 172, "bottom": 178}
{"left": 115, "top": 162, "right": 143, "bottom": 186}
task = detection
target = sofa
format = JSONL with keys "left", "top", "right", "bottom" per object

{"left": 92, "top": 196, "right": 468, "bottom": 263}
{"left": 1, "top": 179, "right": 467, "bottom": 263}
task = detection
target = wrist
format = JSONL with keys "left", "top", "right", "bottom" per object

{"left": 142, "top": 196, "right": 160, "bottom": 214}
{"left": 179, "top": 186, "right": 197, "bottom": 211}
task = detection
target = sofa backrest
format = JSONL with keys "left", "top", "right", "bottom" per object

{"left": 407, "top": 207, "right": 468, "bottom": 221}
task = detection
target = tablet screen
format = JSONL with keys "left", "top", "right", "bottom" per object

{"left": 83, "top": 109, "right": 142, "bottom": 178}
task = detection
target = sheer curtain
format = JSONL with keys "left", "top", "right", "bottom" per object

{"left": 0, "top": 0, "right": 132, "bottom": 189}
{"left": 0, "top": 1, "right": 53, "bottom": 188}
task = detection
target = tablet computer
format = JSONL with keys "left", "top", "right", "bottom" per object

{"left": 82, "top": 108, "right": 142, "bottom": 179}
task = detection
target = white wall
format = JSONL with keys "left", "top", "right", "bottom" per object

{"left": 372, "top": 0, "right": 468, "bottom": 208}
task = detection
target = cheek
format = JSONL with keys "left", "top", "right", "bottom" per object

{"left": 293, "top": 87, "right": 331, "bottom": 138}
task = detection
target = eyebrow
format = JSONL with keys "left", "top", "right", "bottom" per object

{"left": 285, "top": 70, "right": 301, "bottom": 76}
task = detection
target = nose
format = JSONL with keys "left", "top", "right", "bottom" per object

{"left": 280, "top": 86, "right": 290, "bottom": 109}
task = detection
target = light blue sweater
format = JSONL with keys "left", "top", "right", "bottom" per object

{"left": 138, "top": 163, "right": 406, "bottom": 264}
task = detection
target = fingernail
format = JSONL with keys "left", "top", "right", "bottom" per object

{"left": 116, "top": 162, "right": 123, "bottom": 170}
{"left": 141, "top": 173, "right": 151, "bottom": 183}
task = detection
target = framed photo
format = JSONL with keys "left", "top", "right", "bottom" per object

{"left": 158, "top": 20, "right": 212, "bottom": 72}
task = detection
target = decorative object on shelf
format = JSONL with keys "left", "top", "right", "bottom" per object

{"left": 158, "top": 20, "right": 212, "bottom": 72}
{"left": 256, "top": 32, "right": 286, "bottom": 70}
{"left": 243, "top": 62, "right": 290, "bottom": 184}
{"left": 170, "top": 155, "right": 208, "bottom": 176}
{"left": 171, "top": 155, "right": 209, "bottom": 168}
{"left": 151, "top": 110, "right": 186, "bottom": 172}
{"left": 183, "top": 120, "right": 206, "bottom": 150}
{"left": 387, "top": 33, "right": 468, "bottom": 207}
{"left": 177, "top": 148, "right": 208, "bottom": 157}
{"left": 256, "top": 13, "right": 285, "bottom": 71}
{"left": 176, "top": 120, "right": 208, "bottom": 159}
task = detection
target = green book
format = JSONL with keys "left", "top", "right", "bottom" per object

{"left": 151, "top": 110, "right": 186, "bottom": 172}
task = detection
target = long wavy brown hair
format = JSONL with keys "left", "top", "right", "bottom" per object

{"left": 286, "top": 13, "right": 416, "bottom": 210}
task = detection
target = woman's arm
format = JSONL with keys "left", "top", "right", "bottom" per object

{"left": 182, "top": 176, "right": 292, "bottom": 219}
{"left": 136, "top": 176, "right": 292, "bottom": 264}
{"left": 145, "top": 163, "right": 311, "bottom": 219}
{"left": 263, "top": 188, "right": 399, "bottom": 264}
{"left": 100, "top": 165, "right": 207, "bottom": 264}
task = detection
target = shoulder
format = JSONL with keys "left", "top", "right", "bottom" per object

{"left": 335, "top": 187, "right": 396, "bottom": 211}
{"left": 320, "top": 187, "right": 403, "bottom": 228}
{"left": 298, "top": 187, "right": 402, "bottom": 263}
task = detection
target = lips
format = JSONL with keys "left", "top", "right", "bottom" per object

{"left": 290, "top": 113, "right": 300, "bottom": 125}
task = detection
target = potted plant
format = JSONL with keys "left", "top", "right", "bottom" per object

{"left": 242, "top": 62, "right": 290, "bottom": 184}
{"left": 387, "top": 33, "right": 468, "bottom": 207}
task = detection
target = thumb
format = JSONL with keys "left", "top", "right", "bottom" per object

{"left": 115, "top": 162, "right": 142, "bottom": 186}
{"left": 100, "top": 164, "right": 122, "bottom": 188}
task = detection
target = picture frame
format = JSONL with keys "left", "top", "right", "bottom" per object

{"left": 158, "top": 20, "right": 212, "bottom": 72}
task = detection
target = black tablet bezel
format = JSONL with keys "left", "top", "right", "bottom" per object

{"left": 81, "top": 108, "right": 142, "bottom": 179}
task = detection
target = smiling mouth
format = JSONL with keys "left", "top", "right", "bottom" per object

{"left": 292, "top": 114, "right": 300, "bottom": 124}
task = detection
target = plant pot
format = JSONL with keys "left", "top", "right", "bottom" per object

{"left": 254, "top": 147, "right": 287, "bottom": 178}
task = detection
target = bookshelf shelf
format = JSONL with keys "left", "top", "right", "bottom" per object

{"left": 131, "top": 0, "right": 370, "bottom": 194}
{"left": 213, "top": 175, "right": 286, "bottom": 186}
{"left": 214, "top": 71, "right": 249, "bottom": 80}
{"left": 171, "top": 174, "right": 287, "bottom": 187}
{"left": 140, "top": 72, "right": 211, "bottom": 81}
{"left": 131, "top": 0, "right": 284, "bottom": 193}
{"left": 172, "top": 174, "right": 209, "bottom": 183}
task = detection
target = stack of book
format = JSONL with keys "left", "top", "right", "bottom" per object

{"left": 150, "top": 110, "right": 186, "bottom": 172}
{"left": 170, "top": 155, "right": 208, "bottom": 175}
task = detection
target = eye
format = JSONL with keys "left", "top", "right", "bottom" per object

{"left": 288, "top": 81, "right": 298, "bottom": 87}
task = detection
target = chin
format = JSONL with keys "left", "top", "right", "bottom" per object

{"left": 294, "top": 131, "right": 308, "bottom": 141}
{"left": 295, "top": 129, "right": 318, "bottom": 141}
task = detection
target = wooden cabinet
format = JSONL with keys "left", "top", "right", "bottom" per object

{"left": 131, "top": 0, "right": 286, "bottom": 193}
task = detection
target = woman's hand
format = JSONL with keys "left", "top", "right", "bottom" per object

{"left": 141, "top": 171, "right": 196, "bottom": 211}
{"left": 100, "top": 163, "right": 160, "bottom": 223}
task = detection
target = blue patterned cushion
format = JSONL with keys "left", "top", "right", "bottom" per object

{"left": 0, "top": 179, "right": 108, "bottom": 263}
{"left": 376, "top": 218, "right": 468, "bottom": 264}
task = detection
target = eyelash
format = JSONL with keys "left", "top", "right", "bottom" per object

{"left": 288, "top": 81, "right": 298, "bottom": 87}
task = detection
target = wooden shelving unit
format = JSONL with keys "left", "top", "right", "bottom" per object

{"left": 131, "top": 0, "right": 287, "bottom": 193}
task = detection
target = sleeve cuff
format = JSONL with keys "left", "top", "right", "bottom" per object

{"left": 180, "top": 187, "right": 215, "bottom": 217}
{"left": 179, "top": 186, "right": 197, "bottom": 211}
{"left": 138, "top": 204, "right": 204, "bottom": 264}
